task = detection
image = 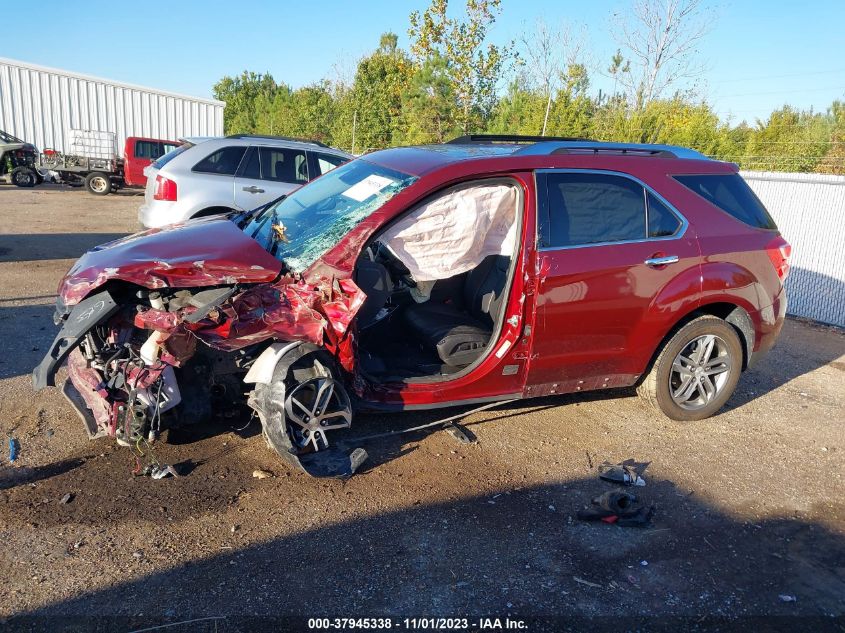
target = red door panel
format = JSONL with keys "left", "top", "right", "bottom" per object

{"left": 526, "top": 170, "right": 701, "bottom": 396}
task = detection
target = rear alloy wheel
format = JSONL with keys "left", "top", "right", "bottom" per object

{"left": 637, "top": 316, "right": 742, "bottom": 421}
{"left": 85, "top": 172, "right": 112, "bottom": 195}
{"left": 10, "top": 166, "right": 37, "bottom": 187}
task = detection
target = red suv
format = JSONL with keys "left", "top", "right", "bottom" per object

{"left": 33, "top": 135, "right": 790, "bottom": 477}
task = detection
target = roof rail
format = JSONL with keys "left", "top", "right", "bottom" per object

{"left": 226, "top": 133, "right": 330, "bottom": 148}
{"left": 514, "top": 140, "right": 709, "bottom": 160}
{"left": 447, "top": 134, "right": 589, "bottom": 145}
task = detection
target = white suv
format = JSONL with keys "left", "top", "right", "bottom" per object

{"left": 138, "top": 135, "right": 352, "bottom": 228}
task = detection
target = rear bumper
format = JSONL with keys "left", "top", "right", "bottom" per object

{"left": 747, "top": 286, "right": 787, "bottom": 368}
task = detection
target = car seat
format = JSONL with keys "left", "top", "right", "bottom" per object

{"left": 403, "top": 255, "right": 510, "bottom": 367}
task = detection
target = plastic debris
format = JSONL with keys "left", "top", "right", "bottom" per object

{"left": 779, "top": 594, "right": 797, "bottom": 602}
{"left": 573, "top": 576, "right": 602, "bottom": 589}
{"left": 59, "top": 493, "right": 73, "bottom": 504}
{"left": 150, "top": 464, "right": 180, "bottom": 480}
{"left": 252, "top": 469, "right": 274, "bottom": 479}
{"left": 599, "top": 461, "right": 646, "bottom": 486}
{"left": 9, "top": 437, "right": 19, "bottom": 463}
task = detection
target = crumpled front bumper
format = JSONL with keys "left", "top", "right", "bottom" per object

{"left": 32, "top": 290, "right": 119, "bottom": 390}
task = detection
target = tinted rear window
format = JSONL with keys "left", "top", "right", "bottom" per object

{"left": 193, "top": 146, "right": 247, "bottom": 176}
{"left": 674, "top": 174, "right": 777, "bottom": 230}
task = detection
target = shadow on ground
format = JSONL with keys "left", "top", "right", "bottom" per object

{"left": 3, "top": 467, "right": 843, "bottom": 631}
{"left": 0, "top": 303, "right": 56, "bottom": 379}
{"left": 0, "top": 233, "right": 129, "bottom": 263}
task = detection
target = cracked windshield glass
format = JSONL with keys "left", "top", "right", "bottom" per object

{"left": 242, "top": 160, "right": 417, "bottom": 272}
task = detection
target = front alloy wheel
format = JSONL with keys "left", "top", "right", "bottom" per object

{"left": 638, "top": 316, "right": 743, "bottom": 421}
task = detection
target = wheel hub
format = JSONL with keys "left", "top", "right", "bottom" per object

{"left": 669, "top": 334, "right": 733, "bottom": 411}
{"left": 284, "top": 376, "right": 352, "bottom": 452}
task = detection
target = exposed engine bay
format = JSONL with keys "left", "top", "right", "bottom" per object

{"left": 34, "top": 277, "right": 367, "bottom": 478}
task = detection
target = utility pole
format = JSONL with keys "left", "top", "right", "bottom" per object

{"left": 351, "top": 110, "right": 358, "bottom": 155}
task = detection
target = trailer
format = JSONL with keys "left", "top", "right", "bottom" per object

{"left": 41, "top": 129, "right": 181, "bottom": 195}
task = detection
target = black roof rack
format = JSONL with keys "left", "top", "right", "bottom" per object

{"left": 548, "top": 145, "right": 676, "bottom": 158}
{"left": 444, "top": 135, "right": 710, "bottom": 160}
{"left": 446, "top": 134, "right": 589, "bottom": 145}
{"left": 226, "top": 134, "right": 330, "bottom": 148}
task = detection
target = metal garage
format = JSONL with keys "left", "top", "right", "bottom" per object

{"left": 0, "top": 57, "right": 224, "bottom": 153}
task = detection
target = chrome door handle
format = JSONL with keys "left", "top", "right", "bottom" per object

{"left": 644, "top": 255, "right": 679, "bottom": 267}
{"left": 242, "top": 186, "right": 264, "bottom": 194}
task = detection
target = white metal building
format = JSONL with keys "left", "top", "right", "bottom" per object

{"left": 0, "top": 57, "right": 224, "bottom": 153}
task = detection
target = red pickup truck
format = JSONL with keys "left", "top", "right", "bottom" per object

{"left": 44, "top": 133, "right": 181, "bottom": 195}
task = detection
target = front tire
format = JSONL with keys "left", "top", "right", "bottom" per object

{"left": 637, "top": 316, "right": 743, "bottom": 421}
{"left": 85, "top": 172, "right": 112, "bottom": 195}
{"left": 10, "top": 166, "right": 37, "bottom": 187}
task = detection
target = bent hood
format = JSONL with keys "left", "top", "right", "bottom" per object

{"left": 59, "top": 216, "right": 283, "bottom": 305}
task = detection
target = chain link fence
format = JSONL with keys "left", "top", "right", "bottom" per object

{"left": 742, "top": 170, "right": 845, "bottom": 327}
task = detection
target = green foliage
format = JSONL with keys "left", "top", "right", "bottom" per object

{"left": 409, "top": 0, "right": 513, "bottom": 133}
{"left": 212, "top": 71, "right": 278, "bottom": 134}
{"left": 210, "top": 8, "right": 845, "bottom": 174}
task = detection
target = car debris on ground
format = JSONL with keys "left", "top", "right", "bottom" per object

{"left": 598, "top": 461, "right": 647, "bottom": 486}
{"left": 576, "top": 490, "right": 655, "bottom": 527}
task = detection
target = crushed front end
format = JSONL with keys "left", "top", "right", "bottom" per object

{"left": 33, "top": 274, "right": 366, "bottom": 477}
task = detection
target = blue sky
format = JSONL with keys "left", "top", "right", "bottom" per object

{"left": 3, "top": 0, "right": 843, "bottom": 124}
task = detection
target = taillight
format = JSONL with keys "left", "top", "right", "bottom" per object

{"left": 766, "top": 236, "right": 791, "bottom": 281}
{"left": 153, "top": 175, "right": 177, "bottom": 201}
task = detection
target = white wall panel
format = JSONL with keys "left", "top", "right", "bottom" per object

{"left": 0, "top": 57, "right": 224, "bottom": 153}
{"left": 742, "top": 170, "right": 845, "bottom": 327}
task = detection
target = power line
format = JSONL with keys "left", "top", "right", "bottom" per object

{"left": 709, "top": 68, "right": 845, "bottom": 84}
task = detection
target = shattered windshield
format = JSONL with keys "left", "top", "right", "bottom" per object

{"left": 242, "top": 160, "right": 417, "bottom": 272}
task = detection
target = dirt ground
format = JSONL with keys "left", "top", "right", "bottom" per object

{"left": 0, "top": 183, "right": 843, "bottom": 631}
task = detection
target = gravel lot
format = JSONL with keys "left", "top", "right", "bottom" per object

{"left": 0, "top": 183, "right": 843, "bottom": 631}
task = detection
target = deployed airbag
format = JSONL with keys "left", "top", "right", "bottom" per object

{"left": 381, "top": 183, "right": 518, "bottom": 282}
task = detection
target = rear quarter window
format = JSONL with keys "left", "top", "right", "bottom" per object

{"left": 674, "top": 174, "right": 777, "bottom": 230}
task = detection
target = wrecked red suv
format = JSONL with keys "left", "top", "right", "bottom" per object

{"left": 33, "top": 135, "right": 790, "bottom": 477}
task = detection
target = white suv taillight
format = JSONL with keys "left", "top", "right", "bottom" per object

{"left": 766, "top": 236, "right": 792, "bottom": 281}
{"left": 153, "top": 175, "right": 177, "bottom": 201}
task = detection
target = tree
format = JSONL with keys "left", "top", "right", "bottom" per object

{"left": 612, "top": 0, "right": 712, "bottom": 110}
{"left": 398, "top": 54, "right": 459, "bottom": 144}
{"left": 350, "top": 32, "right": 412, "bottom": 151}
{"left": 816, "top": 101, "right": 845, "bottom": 174}
{"left": 607, "top": 49, "right": 631, "bottom": 99}
{"left": 213, "top": 71, "right": 278, "bottom": 134}
{"left": 519, "top": 18, "right": 586, "bottom": 135}
{"left": 408, "top": 0, "right": 513, "bottom": 133}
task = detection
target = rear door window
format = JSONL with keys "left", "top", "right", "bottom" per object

{"left": 239, "top": 146, "right": 261, "bottom": 180}
{"left": 259, "top": 147, "right": 308, "bottom": 183}
{"left": 674, "top": 174, "right": 777, "bottom": 230}
{"left": 541, "top": 172, "right": 646, "bottom": 247}
{"left": 193, "top": 146, "right": 247, "bottom": 175}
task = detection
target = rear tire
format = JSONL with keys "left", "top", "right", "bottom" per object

{"left": 637, "top": 316, "right": 743, "bottom": 421}
{"left": 85, "top": 172, "right": 112, "bottom": 195}
{"left": 10, "top": 166, "right": 37, "bottom": 187}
